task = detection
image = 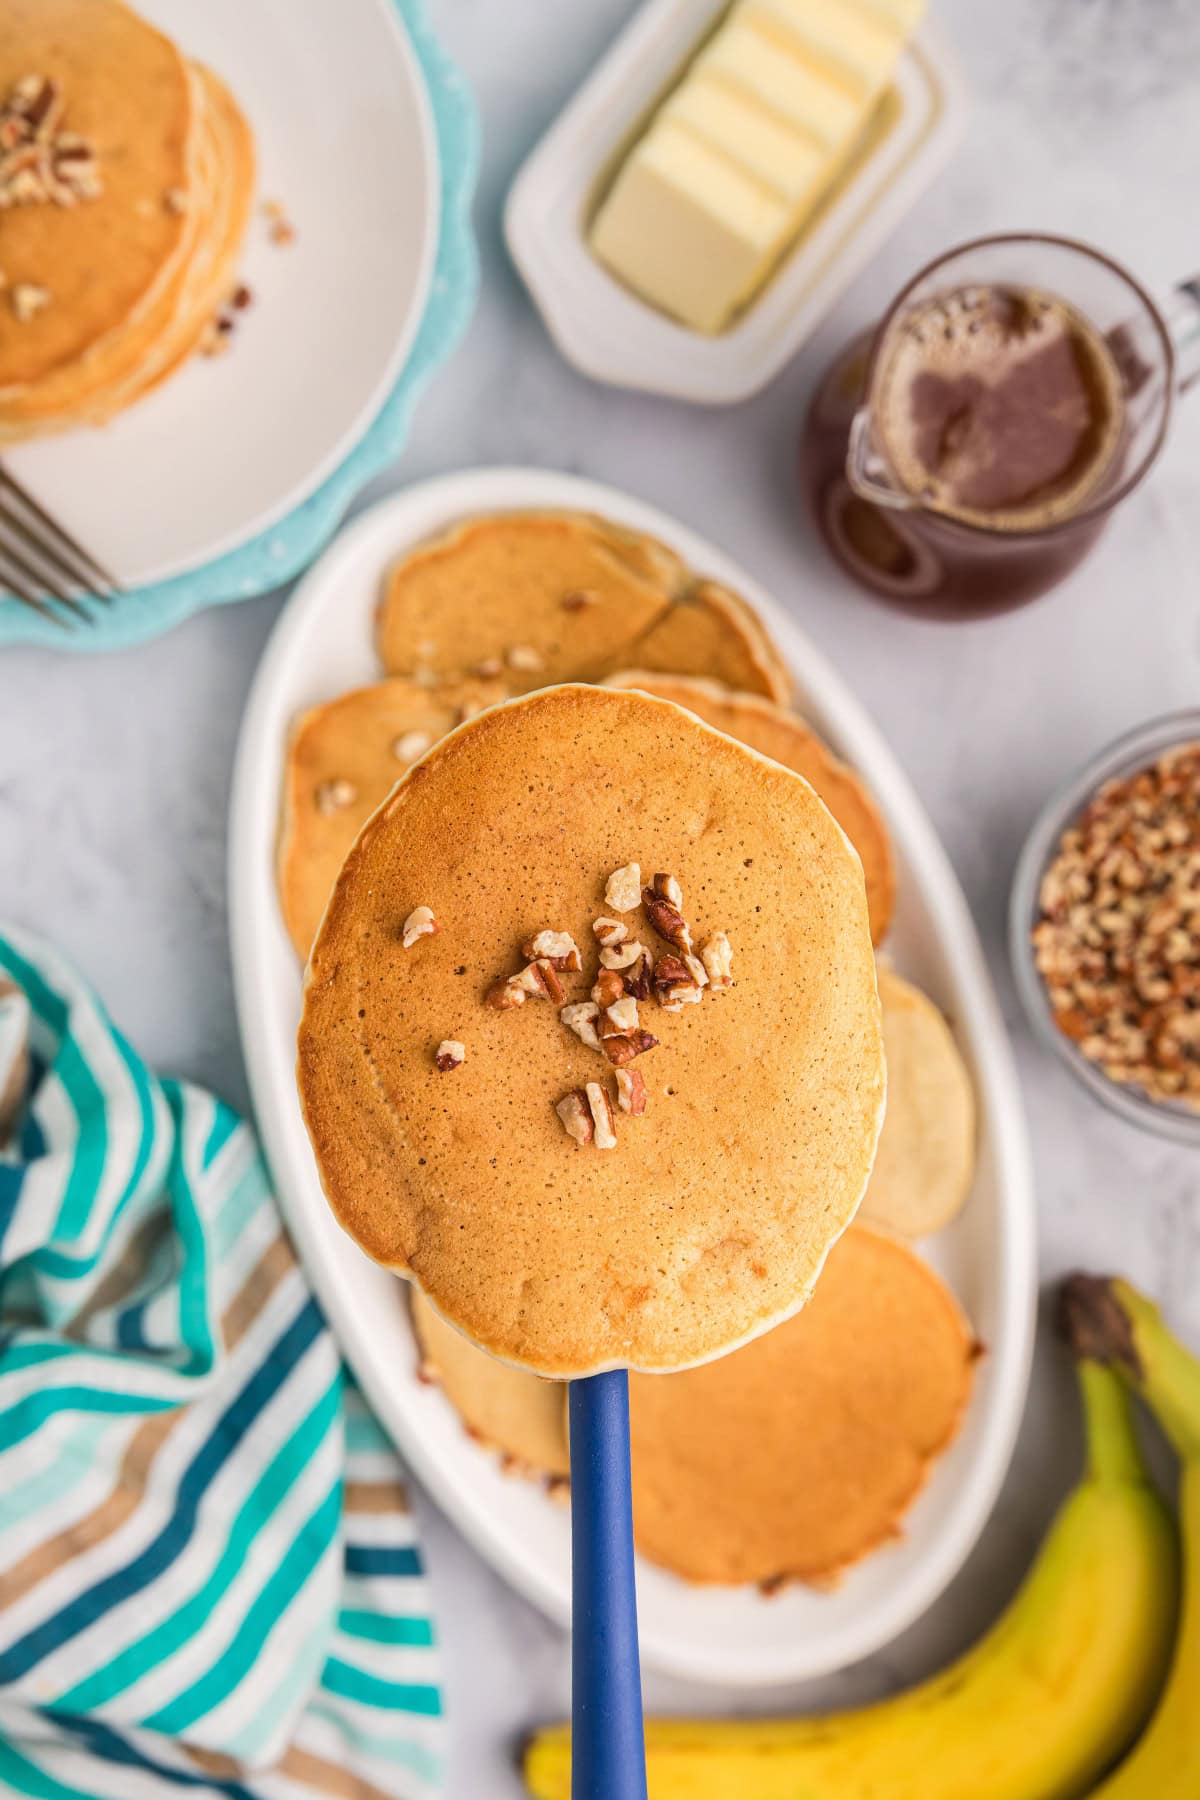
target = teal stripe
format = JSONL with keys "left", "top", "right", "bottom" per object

{"left": 211, "top": 1159, "right": 272, "bottom": 1263}
{"left": 0, "top": 1413, "right": 110, "bottom": 1533}
{"left": 201, "top": 1100, "right": 241, "bottom": 1173}
{"left": 337, "top": 1607, "right": 435, "bottom": 1648}
{"left": 307, "top": 1700, "right": 444, "bottom": 1786}
{"left": 344, "top": 1409, "right": 391, "bottom": 1458}
{"left": 0, "top": 1386, "right": 173, "bottom": 1457}
{"left": 0, "top": 1739, "right": 96, "bottom": 1800}
{"left": 58, "top": 1375, "right": 341, "bottom": 1715}
{"left": 0, "top": 945, "right": 108, "bottom": 1253}
{"left": 322, "top": 1656, "right": 443, "bottom": 1717}
{"left": 162, "top": 1089, "right": 216, "bottom": 1379}
{"left": 0, "top": 1341, "right": 84, "bottom": 1375}
{"left": 148, "top": 1478, "right": 342, "bottom": 1735}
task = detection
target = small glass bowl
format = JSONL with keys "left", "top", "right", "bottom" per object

{"left": 1010, "top": 708, "right": 1200, "bottom": 1146}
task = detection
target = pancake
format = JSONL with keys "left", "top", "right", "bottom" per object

{"left": 620, "top": 581, "right": 791, "bottom": 704}
{"left": 0, "top": 0, "right": 191, "bottom": 391}
{"left": 277, "top": 675, "right": 508, "bottom": 961}
{"left": 628, "top": 1226, "right": 975, "bottom": 1586}
{"left": 374, "top": 512, "right": 791, "bottom": 703}
{"left": 0, "top": 1, "right": 255, "bottom": 439}
{"left": 298, "top": 684, "right": 884, "bottom": 1377}
{"left": 858, "top": 968, "right": 976, "bottom": 1238}
{"left": 410, "top": 1289, "right": 569, "bottom": 1478}
{"left": 606, "top": 672, "right": 894, "bottom": 942}
{"left": 375, "top": 512, "right": 687, "bottom": 692}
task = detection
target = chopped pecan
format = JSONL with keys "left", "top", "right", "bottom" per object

{"left": 10, "top": 281, "right": 49, "bottom": 322}
{"left": 643, "top": 882, "right": 693, "bottom": 955}
{"left": 435, "top": 1040, "right": 465, "bottom": 1071}
{"left": 401, "top": 905, "right": 438, "bottom": 949}
{"left": 560, "top": 1001, "right": 601, "bottom": 1050}
{"left": 652, "top": 954, "right": 703, "bottom": 1011}
{"left": 600, "top": 936, "right": 647, "bottom": 971}
{"left": 506, "top": 644, "right": 544, "bottom": 672}
{"left": 561, "top": 590, "right": 598, "bottom": 611}
{"left": 700, "top": 931, "right": 734, "bottom": 992}
{"left": 602, "top": 1030, "right": 658, "bottom": 1067}
{"left": 622, "top": 952, "right": 652, "bottom": 1002}
{"left": 521, "top": 929, "right": 582, "bottom": 971}
{"left": 615, "top": 1067, "right": 647, "bottom": 1116}
{"left": 591, "top": 969, "right": 626, "bottom": 1010}
{"left": 604, "top": 995, "right": 640, "bottom": 1035}
{"left": 592, "top": 916, "right": 628, "bottom": 949}
{"left": 315, "top": 776, "right": 357, "bottom": 815}
{"left": 393, "top": 729, "right": 432, "bottom": 762}
{"left": 486, "top": 959, "right": 563, "bottom": 1009}
{"left": 604, "top": 863, "right": 641, "bottom": 913}
{"left": 556, "top": 1090, "right": 594, "bottom": 1146}
{"left": 585, "top": 1082, "right": 617, "bottom": 1150}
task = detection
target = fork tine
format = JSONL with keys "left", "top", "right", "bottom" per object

{"left": 0, "top": 464, "right": 119, "bottom": 594}
{"left": 0, "top": 520, "right": 92, "bottom": 622}
{"left": 0, "top": 550, "right": 74, "bottom": 631}
{"left": 0, "top": 491, "right": 107, "bottom": 608}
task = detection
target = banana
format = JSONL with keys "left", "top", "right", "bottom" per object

{"left": 1062, "top": 1277, "right": 1200, "bottom": 1799}
{"left": 524, "top": 1361, "right": 1177, "bottom": 1800}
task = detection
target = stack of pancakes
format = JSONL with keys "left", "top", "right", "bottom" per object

{"left": 281, "top": 505, "right": 981, "bottom": 1589}
{"left": 0, "top": 0, "right": 254, "bottom": 440}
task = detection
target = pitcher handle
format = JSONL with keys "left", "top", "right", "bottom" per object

{"left": 1163, "top": 276, "right": 1200, "bottom": 393}
{"left": 846, "top": 407, "right": 918, "bottom": 512}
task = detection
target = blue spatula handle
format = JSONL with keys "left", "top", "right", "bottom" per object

{"left": 568, "top": 1370, "right": 648, "bottom": 1800}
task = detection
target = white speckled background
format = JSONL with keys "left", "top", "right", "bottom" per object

{"left": 3, "top": 1, "right": 1200, "bottom": 1792}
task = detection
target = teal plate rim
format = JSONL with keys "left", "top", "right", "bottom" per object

{"left": 0, "top": 0, "right": 479, "bottom": 654}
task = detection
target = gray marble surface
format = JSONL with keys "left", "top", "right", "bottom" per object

{"left": 4, "top": 1, "right": 1200, "bottom": 1793}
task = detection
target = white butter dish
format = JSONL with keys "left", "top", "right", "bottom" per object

{"left": 504, "top": 0, "right": 967, "bottom": 404}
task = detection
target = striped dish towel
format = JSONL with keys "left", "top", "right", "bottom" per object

{"left": 0, "top": 925, "right": 443, "bottom": 1799}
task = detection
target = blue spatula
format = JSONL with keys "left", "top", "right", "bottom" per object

{"left": 568, "top": 1370, "right": 648, "bottom": 1800}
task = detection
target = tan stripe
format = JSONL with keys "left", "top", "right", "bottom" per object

{"left": 64, "top": 1213, "right": 169, "bottom": 1339}
{"left": 222, "top": 1232, "right": 297, "bottom": 1349}
{"left": 278, "top": 1744, "right": 402, "bottom": 1800}
{"left": 183, "top": 1745, "right": 243, "bottom": 1778}
{"left": 342, "top": 1479, "right": 409, "bottom": 1517}
{"left": 0, "top": 1231, "right": 296, "bottom": 1609}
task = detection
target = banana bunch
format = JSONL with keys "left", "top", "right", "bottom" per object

{"left": 524, "top": 1276, "right": 1200, "bottom": 1800}
{"left": 1063, "top": 1277, "right": 1200, "bottom": 1799}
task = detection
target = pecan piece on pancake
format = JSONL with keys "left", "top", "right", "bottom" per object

{"left": 560, "top": 1001, "right": 602, "bottom": 1050}
{"left": 556, "top": 1090, "right": 594, "bottom": 1147}
{"left": 401, "top": 904, "right": 439, "bottom": 949}
{"left": 652, "top": 953, "right": 704, "bottom": 1011}
{"left": 521, "top": 929, "right": 582, "bottom": 971}
{"left": 700, "top": 931, "right": 734, "bottom": 992}
{"left": 604, "top": 863, "right": 641, "bottom": 913}
{"left": 486, "top": 958, "right": 564, "bottom": 1010}
{"left": 585, "top": 1082, "right": 617, "bottom": 1150}
{"left": 435, "top": 1040, "right": 465, "bottom": 1072}
{"left": 601, "top": 1029, "right": 658, "bottom": 1068}
{"left": 614, "top": 1068, "right": 647, "bottom": 1116}
{"left": 643, "top": 875, "right": 693, "bottom": 955}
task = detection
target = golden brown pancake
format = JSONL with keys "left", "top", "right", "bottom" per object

{"left": 858, "top": 968, "right": 976, "bottom": 1238}
{"left": 298, "top": 684, "right": 884, "bottom": 1377}
{"left": 0, "top": 1, "right": 255, "bottom": 438}
{"left": 375, "top": 512, "right": 687, "bottom": 692}
{"left": 620, "top": 580, "right": 791, "bottom": 704}
{"left": 628, "top": 1226, "right": 975, "bottom": 1586}
{"left": 277, "top": 675, "right": 508, "bottom": 961}
{"left": 374, "top": 512, "right": 791, "bottom": 703}
{"left": 606, "top": 672, "right": 894, "bottom": 942}
{"left": 410, "top": 1289, "right": 569, "bottom": 1478}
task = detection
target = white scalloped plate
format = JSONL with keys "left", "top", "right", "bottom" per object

{"left": 229, "top": 467, "right": 1035, "bottom": 1687}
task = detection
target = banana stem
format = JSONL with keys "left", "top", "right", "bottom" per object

{"left": 1061, "top": 1274, "right": 1200, "bottom": 1463}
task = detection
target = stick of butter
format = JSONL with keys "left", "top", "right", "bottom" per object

{"left": 589, "top": 0, "right": 926, "bottom": 335}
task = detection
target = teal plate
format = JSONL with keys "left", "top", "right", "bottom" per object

{"left": 0, "top": 0, "right": 478, "bottom": 653}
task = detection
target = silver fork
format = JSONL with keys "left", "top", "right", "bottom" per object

{"left": 0, "top": 464, "right": 120, "bottom": 629}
